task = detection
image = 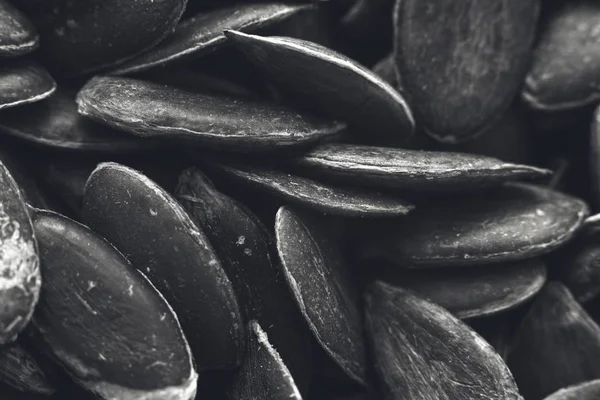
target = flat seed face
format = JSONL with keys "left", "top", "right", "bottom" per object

{"left": 395, "top": 0, "right": 539, "bottom": 143}
{"left": 359, "top": 183, "right": 588, "bottom": 266}
{"left": 213, "top": 162, "right": 414, "bottom": 217}
{"left": 81, "top": 163, "right": 245, "bottom": 371}
{"left": 0, "top": 87, "right": 152, "bottom": 151}
{"left": 523, "top": 1, "right": 600, "bottom": 111}
{"left": 0, "top": 161, "right": 40, "bottom": 344}
{"left": 376, "top": 259, "right": 547, "bottom": 319}
{"left": 112, "top": 4, "right": 312, "bottom": 75}
{"left": 34, "top": 0, "right": 187, "bottom": 76}
{"left": 225, "top": 321, "right": 301, "bottom": 400}
{"left": 225, "top": 31, "right": 415, "bottom": 142}
{"left": 32, "top": 210, "right": 197, "bottom": 400}
{"left": 544, "top": 380, "right": 600, "bottom": 400}
{"left": 76, "top": 76, "right": 344, "bottom": 151}
{"left": 365, "top": 281, "right": 521, "bottom": 400}
{"left": 0, "top": 343, "right": 55, "bottom": 395}
{"left": 0, "top": 60, "right": 55, "bottom": 110}
{"left": 294, "top": 143, "right": 550, "bottom": 191}
{"left": 175, "top": 168, "right": 312, "bottom": 393}
{"left": 0, "top": 0, "right": 38, "bottom": 57}
{"left": 275, "top": 206, "right": 366, "bottom": 385}
{"left": 508, "top": 282, "right": 600, "bottom": 400}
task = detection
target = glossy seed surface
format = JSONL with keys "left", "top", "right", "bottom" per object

{"left": 77, "top": 76, "right": 344, "bottom": 151}
{"left": 0, "top": 60, "right": 55, "bottom": 110}
{"left": 365, "top": 281, "right": 521, "bottom": 400}
{"left": 0, "top": 0, "right": 38, "bottom": 57}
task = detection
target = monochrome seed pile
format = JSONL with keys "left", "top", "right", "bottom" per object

{"left": 1, "top": 1, "right": 600, "bottom": 399}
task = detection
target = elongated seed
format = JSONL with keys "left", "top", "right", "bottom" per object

{"left": 0, "top": 0, "right": 38, "bottom": 57}
{"left": 0, "top": 60, "right": 55, "bottom": 110}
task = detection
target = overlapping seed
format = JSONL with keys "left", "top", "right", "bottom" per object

{"left": 0, "top": 60, "right": 54, "bottom": 110}
{"left": 0, "top": 342, "right": 55, "bottom": 395}
{"left": 543, "top": 380, "right": 600, "bottom": 400}
{"left": 0, "top": 1, "right": 37, "bottom": 57}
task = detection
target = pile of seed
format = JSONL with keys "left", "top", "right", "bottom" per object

{"left": 0, "top": 0, "right": 599, "bottom": 399}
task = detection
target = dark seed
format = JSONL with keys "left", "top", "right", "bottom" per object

{"left": 590, "top": 105, "right": 600, "bottom": 210}
{"left": 76, "top": 76, "right": 344, "bottom": 151}
{"left": 293, "top": 143, "right": 550, "bottom": 191}
{"left": 0, "top": 342, "right": 55, "bottom": 395}
{"left": 81, "top": 162, "right": 245, "bottom": 371}
{"left": 33, "top": 0, "right": 187, "bottom": 76}
{"left": 395, "top": 0, "right": 540, "bottom": 143}
{"left": 0, "top": 161, "right": 40, "bottom": 344}
{"left": 339, "top": 0, "right": 394, "bottom": 44}
{"left": 375, "top": 259, "right": 547, "bottom": 319}
{"left": 0, "top": 60, "right": 55, "bottom": 110}
{"left": 225, "top": 321, "right": 301, "bottom": 400}
{"left": 211, "top": 161, "right": 414, "bottom": 217}
{"left": 31, "top": 209, "right": 198, "bottom": 400}
{"left": 365, "top": 281, "right": 521, "bottom": 400}
{"left": 112, "top": 3, "right": 312, "bottom": 76}
{"left": 523, "top": 1, "right": 600, "bottom": 111}
{"left": 371, "top": 54, "right": 397, "bottom": 86}
{"left": 543, "top": 379, "right": 600, "bottom": 400}
{"left": 224, "top": 30, "right": 415, "bottom": 143}
{"left": 508, "top": 282, "right": 600, "bottom": 400}
{"left": 275, "top": 206, "right": 366, "bottom": 385}
{"left": 0, "top": 0, "right": 38, "bottom": 57}
{"left": 359, "top": 183, "right": 588, "bottom": 266}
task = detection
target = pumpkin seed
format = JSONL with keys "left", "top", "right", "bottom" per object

{"left": 365, "top": 281, "right": 521, "bottom": 400}
{"left": 77, "top": 76, "right": 344, "bottom": 151}
{"left": 293, "top": 143, "right": 550, "bottom": 191}
{"left": 523, "top": 1, "right": 600, "bottom": 111}
{"left": 395, "top": 0, "right": 540, "bottom": 143}
{"left": 275, "top": 206, "right": 366, "bottom": 385}
{"left": 81, "top": 162, "right": 245, "bottom": 371}
{"left": 225, "top": 321, "right": 301, "bottom": 400}
{"left": 0, "top": 342, "right": 55, "bottom": 395}
{"left": 211, "top": 161, "right": 414, "bottom": 217}
{"left": 224, "top": 30, "right": 415, "bottom": 143}
{"left": 0, "top": 161, "right": 40, "bottom": 344}
{"left": 359, "top": 183, "right": 588, "bottom": 266}
{"left": 543, "top": 379, "right": 600, "bottom": 400}
{"left": 508, "top": 282, "right": 600, "bottom": 400}
{"left": 0, "top": 0, "right": 37, "bottom": 57}
{"left": 0, "top": 60, "right": 55, "bottom": 110}
{"left": 112, "top": 3, "right": 312, "bottom": 76}
{"left": 31, "top": 209, "right": 198, "bottom": 400}
{"left": 375, "top": 259, "right": 547, "bottom": 319}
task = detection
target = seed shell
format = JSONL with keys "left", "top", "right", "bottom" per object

{"left": 293, "top": 143, "right": 550, "bottom": 191}
{"left": 543, "top": 379, "right": 600, "bottom": 400}
{"left": 365, "top": 281, "right": 521, "bottom": 400}
{"left": 359, "top": 183, "right": 588, "bottom": 266}
{"left": 0, "top": 161, "right": 41, "bottom": 344}
{"left": 81, "top": 162, "right": 245, "bottom": 371}
{"left": 77, "top": 76, "right": 344, "bottom": 151}
{"left": 556, "top": 232, "right": 600, "bottom": 303}
{"left": 31, "top": 209, "right": 198, "bottom": 400}
{"left": 212, "top": 161, "right": 414, "bottom": 217}
{"left": 395, "top": 0, "right": 540, "bottom": 143}
{"left": 275, "top": 206, "right": 366, "bottom": 385}
{"left": 0, "top": 0, "right": 38, "bottom": 57}
{"left": 508, "top": 282, "right": 600, "bottom": 400}
{"left": 372, "top": 54, "right": 397, "bottom": 86}
{"left": 0, "top": 342, "right": 55, "bottom": 395}
{"left": 112, "top": 3, "right": 312, "bottom": 75}
{"left": 0, "top": 60, "right": 55, "bottom": 110}
{"left": 225, "top": 321, "right": 302, "bottom": 400}
{"left": 224, "top": 30, "right": 415, "bottom": 143}
{"left": 375, "top": 259, "right": 547, "bottom": 319}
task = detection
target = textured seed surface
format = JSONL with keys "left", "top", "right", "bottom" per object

{"left": 32, "top": 209, "right": 197, "bottom": 400}
{"left": 77, "top": 76, "right": 344, "bottom": 151}
{"left": 558, "top": 232, "right": 600, "bottom": 303}
{"left": 112, "top": 3, "right": 311, "bottom": 75}
{"left": 0, "top": 343, "right": 55, "bottom": 395}
{"left": 523, "top": 1, "right": 600, "bottom": 111}
{"left": 225, "top": 321, "right": 301, "bottom": 400}
{"left": 543, "top": 379, "right": 600, "bottom": 400}
{"left": 275, "top": 206, "right": 366, "bottom": 385}
{"left": 0, "top": 60, "right": 55, "bottom": 110}
{"left": 365, "top": 281, "right": 521, "bottom": 400}
{"left": 175, "top": 168, "right": 312, "bottom": 393}
{"left": 81, "top": 162, "right": 244, "bottom": 371}
{"left": 376, "top": 259, "right": 547, "bottom": 319}
{"left": 0, "top": 0, "right": 38, "bottom": 57}
{"left": 395, "top": 0, "right": 539, "bottom": 143}
{"left": 225, "top": 30, "right": 414, "bottom": 142}
{"left": 0, "top": 87, "right": 152, "bottom": 151}
{"left": 213, "top": 162, "right": 414, "bottom": 217}
{"left": 359, "top": 183, "right": 588, "bottom": 266}
{"left": 34, "top": 0, "right": 187, "bottom": 76}
{"left": 508, "top": 282, "right": 600, "bottom": 400}
{"left": 294, "top": 143, "right": 550, "bottom": 191}
{"left": 0, "top": 162, "right": 40, "bottom": 344}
